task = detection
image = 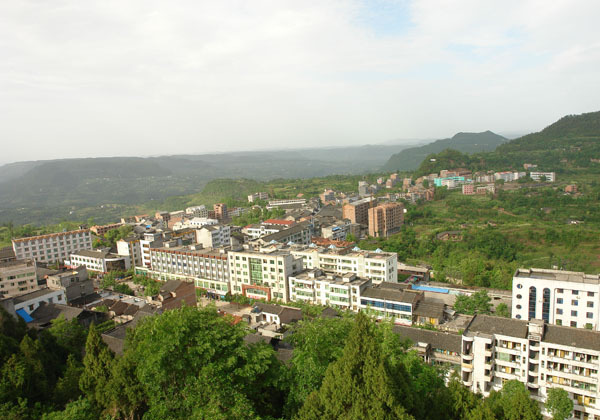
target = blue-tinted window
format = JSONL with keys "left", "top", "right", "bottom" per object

{"left": 529, "top": 286, "right": 537, "bottom": 319}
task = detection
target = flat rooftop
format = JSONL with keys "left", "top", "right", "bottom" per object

{"left": 515, "top": 268, "right": 600, "bottom": 285}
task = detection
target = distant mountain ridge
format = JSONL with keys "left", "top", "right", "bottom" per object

{"left": 415, "top": 110, "right": 600, "bottom": 175}
{"left": 382, "top": 131, "right": 508, "bottom": 171}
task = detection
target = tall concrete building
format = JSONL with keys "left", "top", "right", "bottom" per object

{"left": 342, "top": 197, "right": 375, "bottom": 226}
{"left": 368, "top": 202, "right": 404, "bottom": 237}
{"left": 213, "top": 203, "right": 228, "bottom": 220}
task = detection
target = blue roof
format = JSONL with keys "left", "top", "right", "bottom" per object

{"left": 16, "top": 308, "right": 34, "bottom": 323}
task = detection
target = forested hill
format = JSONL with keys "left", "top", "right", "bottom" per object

{"left": 382, "top": 131, "right": 508, "bottom": 172}
{"left": 415, "top": 111, "right": 600, "bottom": 175}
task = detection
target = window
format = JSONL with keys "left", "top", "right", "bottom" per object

{"left": 529, "top": 286, "right": 537, "bottom": 319}
{"left": 542, "top": 288, "right": 551, "bottom": 322}
{"left": 588, "top": 302, "right": 594, "bottom": 308}
{"left": 557, "top": 288, "right": 563, "bottom": 293}
{"left": 571, "top": 321, "right": 577, "bottom": 327}
{"left": 516, "top": 284, "right": 523, "bottom": 289}
{"left": 587, "top": 312, "right": 594, "bottom": 319}
{"left": 556, "top": 309, "right": 563, "bottom": 315}
{"left": 516, "top": 304, "right": 522, "bottom": 309}
{"left": 517, "top": 294, "right": 522, "bottom": 299}
{"left": 556, "top": 319, "right": 562, "bottom": 325}
{"left": 588, "top": 292, "right": 595, "bottom": 297}
{"left": 572, "top": 300, "right": 579, "bottom": 306}
{"left": 557, "top": 298, "right": 563, "bottom": 304}
{"left": 573, "top": 290, "right": 579, "bottom": 295}
{"left": 571, "top": 310, "right": 578, "bottom": 316}
{"left": 516, "top": 315, "right": 521, "bottom": 319}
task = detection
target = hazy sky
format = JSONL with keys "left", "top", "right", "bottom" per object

{"left": 1, "top": 0, "right": 600, "bottom": 165}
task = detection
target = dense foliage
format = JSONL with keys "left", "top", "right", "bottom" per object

{"left": 0, "top": 304, "right": 556, "bottom": 420}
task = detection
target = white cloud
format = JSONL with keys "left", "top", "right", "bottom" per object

{"left": 0, "top": 0, "right": 599, "bottom": 163}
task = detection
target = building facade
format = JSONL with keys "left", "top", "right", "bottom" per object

{"left": 12, "top": 229, "right": 93, "bottom": 263}
{"left": 195, "top": 225, "right": 231, "bottom": 249}
{"left": 512, "top": 268, "right": 600, "bottom": 330}
{"left": 46, "top": 266, "right": 93, "bottom": 302}
{"left": 462, "top": 314, "right": 600, "bottom": 420}
{"left": 67, "top": 249, "right": 131, "bottom": 273}
{"left": 228, "top": 249, "right": 303, "bottom": 302}
{"left": 530, "top": 171, "right": 556, "bottom": 182}
{"left": 147, "top": 245, "right": 230, "bottom": 297}
{"left": 342, "top": 197, "right": 375, "bottom": 226}
{"left": 368, "top": 202, "right": 404, "bottom": 237}
{"left": 0, "top": 260, "right": 38, "bottom": 298}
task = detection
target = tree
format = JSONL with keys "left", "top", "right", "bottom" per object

{"left": 42, "top": 397, "right": 100, "bottom": 420}
{"left": 454, "top": 290, "right": 492, "bottom": 315}
{"left": 113, "top": 283, "right": 134, "bottom": 295}
{"left": 485, "top": 380, "right": 542, "bottom": 420}
{"left": 296, "top": 312, "right": 413, "bottom": 420}
{"left": 53, "top": 355, "right": 83, "bottom": 406}
{"left": 495, "top": 303, "right": 510, "bottom": 318}
{"left": 285, "top": 316, "right": 353, "bottom": 416}
{"left": 79, "top": 324, "right": 114, "bottom": 405}
{"left": 546, "top": 388, "right": 573, "bottom": 420}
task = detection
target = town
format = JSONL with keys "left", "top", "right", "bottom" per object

{"left": 1, "top": 161, "right": 598, "bottom": 419}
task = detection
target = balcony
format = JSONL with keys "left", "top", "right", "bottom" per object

{"left": 461, "top": 363, "right": 473, "bottom": 372}
{"left": 463, "top": 353, "right": 474, "bottom": 361}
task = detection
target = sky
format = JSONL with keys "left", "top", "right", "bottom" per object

{"left": 1, "top": 0, "right": 600, "bottom": 165}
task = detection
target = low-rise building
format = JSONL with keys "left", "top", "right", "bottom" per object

{"left": 185, "top": 205, "right": 209, "bottom": 218}
{"left": 393, "top": 325, "right": 461, "bottom": 367}
{"left": 252, "top": 221, "right": 312, "bottom": 246}
{"left": 266, "top": 198, "right": 307, "bottom": 209}
{"left": 462, "top": 184, "right": 475, "bottom": 195}
{"left": 12, "top": 229, "right": 93, "bottom": 263}
{"left": 0, "top": 259, "right": 38, "bottom": 298}
{"left": 46, "top": 266, "right": 93, "bottom": 303}
{"left": 288, "top": 269, "right": 371, "bottom": 311}
{"left": 90, "top": 223, "right": 123, "bottom": 236}
{"left": 117, "top": 236, "right": 142, "bottom": 267}
{"left": 530, "top": 171, "right": 556, "bottom": 182}
{"left": 147, "top": 280, "right": 197, "bottom": 310}
{"left": 360, "top": 282, "right": 423, "bottom": 325}
{"left": 3, "top": 287, "right": 67, "bottom": 316}
{"left": 66, "top": 249, "right": 131, "bottom": 273}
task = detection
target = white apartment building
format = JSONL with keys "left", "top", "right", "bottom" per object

{"left": 321, "top": 222, "right": 350, "bottom": 241}
{"left": 146, "top": 245, "right": 230, "bottom": 297}
{"left": 117, "top": 237, "right": 142, "bottom": 267}
{"left": 276, "top": 244, "right": 398, "bottom": 283}
{"left": 66, "top": 249, "right": 131, "bottom": 273}
{"left": 195, "top": 225, "right": 231, "bottom": 249}
{"left": 462, "top": 315, "right": 600, "bottom": 420}
{"left": 12, "top": 229, "right": 93, "bottom": 263}
{"left": 242, "top": 224, "right": 285, "bottom": 240}
{"left": 266, "top": 198, "right": 307, "bottom": 209}
{"left": 248, "top": 192, "right": 269, "bottom": 203}
{"left": 494, "top": 171, "right": 525, "bottom": 183}
{"left": 530, "top": 171, "right": 556, "bottom": 182}
{"left": 0, "top": 259, "right": 38, "bottom": 298}
{"left": 139, "top": 232, "right": 165, "bottom": 269}
{"left": 289, "top": 269, "right": 371, "bottom": 311}
{"left": 253, "top": 222, "right": 312, "bottom": 246}
{"left": 228, "top": 249, "right": 303, "bottom": 303}
{"left": 512, "top": 268, "right": 600, "bottom": 330}
{"left": 173, "top": 217, "right": 218, "bottom": 231}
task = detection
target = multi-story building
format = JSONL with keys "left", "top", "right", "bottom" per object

{"left": 213, "top": 203, "right": 228, "bottom": 220}
{"left": 494, "top": 171, "right": 526, "bottom": 183}
{"left": 116, "top": 237, "right": 142, "bottom": 267}
{"left": 139, "top": 232, "right": 165, "bottom": 269}
{"left": 342, "top": 197, "right": 376, "bottom": 226}
{"left": 530, "top": 171, "right": 556, "bottom": 182}
{"left": 462, "top": 184, "right": 475, "bottom": 195}
{"left": 173, "top": 217, "right": 219, "bottom": 231}
{"left": 146, "top": 245, "right": 230, "bottom": 298}
{"left": 434, "top": 176, "right": 465, "bottom": 187}
{"left": 0, "top": 260, "right": 38, "bottom": 298}
{"left": 320, "top": 189, "right": 336, "bottom": 203}
{"left": 288, "top": 269, "right": 371, "bottom": 311}
{"left": 185, "top": 205, "right": 209, "bottom": 218}
{"left": 280, "top": 244, "right": 398, "bottom": 283}
{"left": 195, "top": 224, "right": 231, "bottom": 249}
{"left": 368, "top": 202, "right": 404, "bottom": 237}
{"left": 66, "top": 249, "right": 131, "bottom": 273}
{"left": 46, "top": 266, "right": 93, "bottom": 302}
{"left": 228, "top": 249, "right": 303, "bottom": 302}
{"left": 476, "top": 184, "right": 496, "bottom": 195}
{"left": 248, "top": 192, "right": 269, "bottom": 203}
{"left": 252, "top": 222, "right": 312, "bottom": 246}
{"left": 6, "top": 288, "right": 67, "bottom": 315}
{"left": 359, "top": 282, "right": 423, "bottom": 325}
{"left": 90, "top": 223, "right": 123, "bottom": 236}
{"left": 12, "top": 229, "right": 93, "bottom": 263}
{"left": 243, "top": 223, "right": 286, "bottom": 240}
{"left": 512, "top": 268, "right": 600, "bottom": 330}
{"left": 321, "top": 222, "right": 351, "bottom": 241}
{"left": 0, "top": 246, "right": 16, "bottom": 263}
{"left": 358, "top": 181, "right": 369, "bottom": 197}
{"left": 461, "top": 314, "right": 600, "bottom": 420}
{"left": 266, "top": 198, "right": 307, "bottom": 209}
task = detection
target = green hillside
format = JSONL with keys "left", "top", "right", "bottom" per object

{"left": 415, "top": 111, "right": 600, "bottom": 175}
{"left": 382, "top": 131, "right": 507, "bottom": 172}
